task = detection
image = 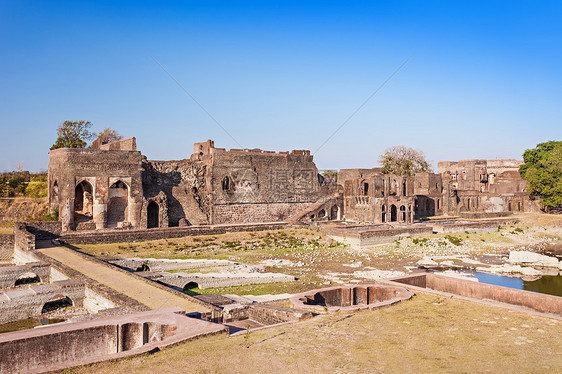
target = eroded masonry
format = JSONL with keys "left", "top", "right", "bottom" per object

{"left": 47, "top": 138, "right": 539, "bottom": 232}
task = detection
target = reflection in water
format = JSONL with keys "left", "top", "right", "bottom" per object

{"left": 467, "top": 272, "right": 562, "bottom": 297}
{"left": 524, "top": 275, "right": 562, "bottom": 297}
{"left": 0, "top": 317, "right": 65, "bottom": 334}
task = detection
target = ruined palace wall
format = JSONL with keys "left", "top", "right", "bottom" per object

{"left": 48, "top": 148, "right": 143, "bottom": 231}
{"left": 209, "top": 148, "right": 325, "bottom": 224}
{"left": 142, "top": 159, "right": 209, "bottom": 226}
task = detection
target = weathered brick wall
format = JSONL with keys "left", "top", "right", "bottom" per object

{"left": 248, "top": 304, "right": 311, "bottom": 325}
{"left": 209, "top": 146, "right": 327, "bottom": 224}
{"left": 13, "top": 223, "right": 35, "bottom": 251}
{"left": 59, "top": 222, "right": 288, "bottom": 245}
{"left": 142, "top": 159, "right": 209, "bottom": 227}
{"left": 0, "top": 279, "right": 85, "bottom": 324}
{"left": 0, "top": 234, "right": 14, "bottom": 259}
{"left": 212, "top": 202, "right": 314, "bottom": 224}
{"left": 24, "top": 221, "right": 62, "bottom": 239}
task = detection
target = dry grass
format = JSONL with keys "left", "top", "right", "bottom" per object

{"left": 0, "top": 226, "right": 12, "bottom": 235}
{"left": 72, "top": 217, "right": 562, "bottom": 296}
{"left": 63, "top": 292, "right": 562, "bottom": 374}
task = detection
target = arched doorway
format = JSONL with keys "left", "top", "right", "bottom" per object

{"left": 74, "top": 180, "right": 93, "bottom": 223}
{"left": 381, "top": 204, "right": 386, "bottom": 223}
{"left": 107, "top": 181, "right": 128, "bottom": 226}
{"left": 330, "top": 205, "right": 338, "bottom": 220}
{"left": 390, "top": 205, "right": 397, "bottom": 222}
{"left": 400, "top": 205, "right": 406, "bottom": 222}
{"left": 147, "top": 201, "right": 159, "bottom": 228}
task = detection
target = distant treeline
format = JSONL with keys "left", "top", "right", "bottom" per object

{"left": 0, "top": 171, "right": 48, "bottom": 198}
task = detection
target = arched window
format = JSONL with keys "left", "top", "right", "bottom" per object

{"left": 390, "top": 205, "right": 397, "bottom": 222}
{"left": 222, "top": 176, "right": 234, "bottom": 191}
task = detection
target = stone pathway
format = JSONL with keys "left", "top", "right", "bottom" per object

{"left": 39, "top": 246, "right": 208, "bottom": 313}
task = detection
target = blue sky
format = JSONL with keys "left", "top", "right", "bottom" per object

{"left": 0, "top": 1, "right": 561, "bottom": 172}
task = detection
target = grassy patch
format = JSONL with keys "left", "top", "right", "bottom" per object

{"left": 65, "top": 292, "right": 562, "bottom": 374}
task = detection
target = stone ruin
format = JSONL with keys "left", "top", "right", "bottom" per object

{"left": 47, "top": 137, "right": 539, "bottom": 231}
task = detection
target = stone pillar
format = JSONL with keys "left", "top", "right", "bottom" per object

{"left": 93, "top": 202, "right": 106, "bottom": 230}
{"left": 60, "top": 198, "right": 73, "bottom": 232}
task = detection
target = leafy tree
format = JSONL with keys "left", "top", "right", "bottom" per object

{"left": 92, "top": 127, "right": 123, "bottom": 146}
{"left": 379, "top": 145, "right": 432, "bottom": 175}
{"left": 520, "top": 141, "right": 562, "bottom": 212}
{"left": 50, "top": 120, "right": 95, "bottom": 150}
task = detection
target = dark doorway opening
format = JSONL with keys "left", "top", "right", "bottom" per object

{"left": 147, "top": 201, "right": 159, "bottom": 228}
{"left": 390, "top": 205, "right": 397, "bottom": 222}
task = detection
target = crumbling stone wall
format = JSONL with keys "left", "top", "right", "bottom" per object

{"left": 48, "top": 141, "right": 143, "bottom": 231}
{"left": 141, "top": 158, "right": 209, "bottom": 227}
{"left": 343, "top": 174, "right": 416, "bottom": 224}
{"left": 206, "top": 142, "right": 326, "bottom": 224}
{"left": 0, "top": 234, "right": 14, "bottom": 260}
{"left": 0, "top": 279, "right": 85, "bottom": 324}
{"left": 14, "top": 223, "right": 35, "bottom": 251}
{"left": 0, "top": 262, "right": 50, "bottom": 289}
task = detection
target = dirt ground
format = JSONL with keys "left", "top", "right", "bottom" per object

{"left": 74, "top": 213, "right": 562, "bottom": 296}
{"left": 62, "top": 292, "right": 562, "bottom": 374}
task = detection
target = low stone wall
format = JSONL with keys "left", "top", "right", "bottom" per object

{"left": 248, "top": 304, "right": 312, "bottom": 325}
{"left": 109, "top": 258, "right": 235, "bottom": 272}
{"left": 0, "top": 279, "right": 85, "bottom": 324}
{"left": 24, "top": 221, "right": 62, "bottom": 239}
{"left": 0, "top": 307, "right": 227, "bottom": 374}
{"left": 0, "top": 234, "right": 14, "bottom": 260}
{"left": 0, "top": 261, "right": 50, "bottom": 289}
{"left": 387, "top": 273, "right": 562, "bottom": 316}
{"left": 323, "top": 225, "right": 433, "bottom": 249}
{"left": 148, "top": 271, "right": 295, "bottom": 290}
{"left": 59, "top": 222, "right": 288, "bottom": 245}
{"left": 13, "top": 223, "right": 35, "bottom": 252}
{"left": 431, "top": 218, "right": 517, "bottom": 234}
{"left": 459, "top": 211, "right": 513, "bottom": 219}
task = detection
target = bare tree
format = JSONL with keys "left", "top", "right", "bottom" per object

{"left": 93, "top": 127, "right": 123, "bottom": 145}
{"left": 379, "top": 146, "right": 432, "bottom": 175}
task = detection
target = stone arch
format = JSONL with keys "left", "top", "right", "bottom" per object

{"left": 390, "top": 205, "right": 397, "bottom": 222}
{"left": 402, "top": 180, "right": 407, "bottom": 196}
{"left": 147, "top": 201, "right": 160, "bottom": 228}
{"left": 74, "top": 180, "right": 93, "bottom": 224}
{"left": 107, "top": 180, "right": 129, "bottom": 226}
{"left": 318, "top": 209, "right": 326, "bottom": 218}
{"left": 381, "top": 204, "right": 386, "bottom": 223}
{"left": 41, "top": 294, "right": 74, "bottom": 314}
{"left": 183, "top": 281, "right": 199, "bottom": 291}
{"left": 400, "top": 205, "right": 406, "bottom": 222}
{"left": 360, "top": 180, "right": 369, "bottom": 196}
{"left": 15, "top": 272, "right": 41, "bottom": 286}
{"left": 330, "top": 205, "right": 338, "bottom": 220}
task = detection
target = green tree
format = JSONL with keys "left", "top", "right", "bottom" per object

{"left": 50, "top": 120, "right": 95, "bottom": 150}
{"left": 379, "top": 145, "right": 432, "bottom": 175}
{"left": 520, "top": 141, "right": 562, "bottom": 212}
{"left": 92, "top": 127, "right": 123, "bottom": 146}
